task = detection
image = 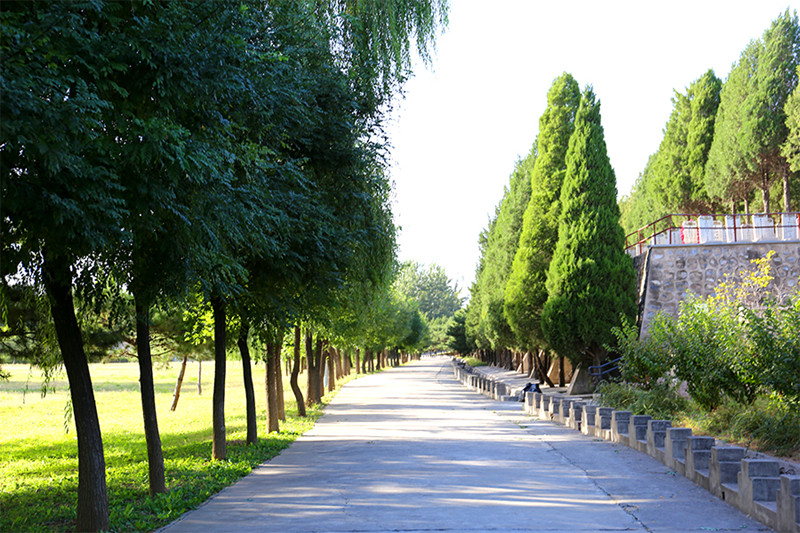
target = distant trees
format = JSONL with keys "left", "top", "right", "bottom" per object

{"left": 651, "top": 70, "right": 723, "bottom": 214}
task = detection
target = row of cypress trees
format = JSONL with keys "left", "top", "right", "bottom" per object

{"left": 466, "top": 74, "right": 636, "bottom": 380}
{"left": 621, "top": 10, "right": 800, "bottom": 234}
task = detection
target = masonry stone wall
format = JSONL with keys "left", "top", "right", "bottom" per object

{"left": 640, "top": 242, "right": 800, "bottom": 334}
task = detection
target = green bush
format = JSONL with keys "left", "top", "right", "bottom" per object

{"left": 739, "top": 297, "right": 800, "bottom": 408}
{"left": 655, "top": 295, "right": 756, "bottom": 410}
{"left": 685, "top": 397, "right": 800, "bottom": 459}
{"left": 598, "top": 381, "right": 687, "bottom": 421}
{"left": 611, "top": 317, "right": 671, "bottom": 388}
{"left": 462, "top": 356, "right": 486, "bottom": 367}
{"left": 613, "top": 252, "right": 800, "bottom": 411}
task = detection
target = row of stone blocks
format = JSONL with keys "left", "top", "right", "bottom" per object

{"left": 452, "top": 365, "right": 513, "bottom": 401}
{"left": 519, "top": 389, "right": 800, "bottom": 533}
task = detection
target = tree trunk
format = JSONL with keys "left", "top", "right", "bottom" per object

{"left": 326, "top": 347, "right": 336, "bottom": 391}
{"left": 211, "top": 296, "right": 226, "bottom": 460}
{"left": 783, "top": 166, "right": 792, "bottom": 211}
{"left": 314, "top": 338, "right": 325, "bottom": 399}
{"left": 275, "top": 343, "right": 285, "bottom": 422}
{"left": 197, "top": 360, "right": 202, "bottom": 395}
{"left": 265, "top": 341, "right": 279, "bottom": 433}
{"left": 42, "top": 250, "right": 109, "bottom": 531}
{"left": 305, "top": 330, "right": 319, "bottom": 406}
{"left": 134, "top": 300, "right": 167, "bottom": 495}
{"left": 558, "top": 356, "right": 565, "bottom": 387}
{"left": 335, "top": 347, "right": 343, "bottom": 379}
{"left": 237, "top": 318, "right": 257, "bottom": 445}
{"left": 762, "top": 184, "right": 770, "bottom": 213}
{"left": 290, "top": 326, "right": 306, "bottom": 416}
{"left": 534, "top": 350, "right": 555, "bottom": 387}
{"left": 343, "top": 349, "right": 351, "bottom": 376}
{"left": 355, "top": 348, "right": 360, "bottom": 375}
{"left": 170, "top": 354, "right": 188, "bottom": 411}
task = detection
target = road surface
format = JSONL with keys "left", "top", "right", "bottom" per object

{"left": 160, "top": 357, "right": 769, "bottom": 533}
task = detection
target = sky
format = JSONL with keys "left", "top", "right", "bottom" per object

{"left": 386, "top": 0, "right": 797, "bottom": 296}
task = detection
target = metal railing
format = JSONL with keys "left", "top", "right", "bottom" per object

{"left": 588, "top": 356, "right": 622, "bottom": 384}
{"left": 625, "top": 212, "right": 800, "bottom": 257}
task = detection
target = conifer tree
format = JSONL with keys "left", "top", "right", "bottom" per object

{"left": 744, "top": 9, "right": 799, "bottom": 211}
{"left": 706, "top": 41, "right": 760, "bottom": 212}
{"left": 504, "top": 73, "right": 580, "bottom": 353}
{"left": 469, "top": 149, "right": 535, "bottom": 353}
{"left": 707, "top": 10, "right": 800, "bottom": 212}
{"left": 782, "top": 77, "right": 800, "bottom": 175}
{"left": 650, "top": 70, "right": 722, "bottom": 213}
{"left": 541, "top": 87, "right": 636, "bottom": 369}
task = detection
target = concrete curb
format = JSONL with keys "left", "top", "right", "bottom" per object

{"left": 451, "top": 359, "right": 800, "bottom": 533}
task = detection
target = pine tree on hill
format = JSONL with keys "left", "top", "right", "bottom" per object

{"left": 541, "top": 87, "right": 636, "bottom": 369}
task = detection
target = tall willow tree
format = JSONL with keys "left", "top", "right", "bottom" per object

{"left": 541, "top": 87, "right": 636, "bottom": 369}
{"left": 314, "top": 0, "right": 449, "bottom": 121}
{"left": 504, "top": 73, "right": 580, "bottom": 359}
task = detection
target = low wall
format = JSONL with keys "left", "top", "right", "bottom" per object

{"left": 640, "top": 242, "right": 800, "bottom": 334}
{"left": 451, "top": 360, "right": 800, "bottom": 533}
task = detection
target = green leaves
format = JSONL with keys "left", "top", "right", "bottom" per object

{"left": 504, "top": 73, "right": 580, "bottom": 352}
{"left": 706, "top": 10, "right": 799, "bottom": 212}
{"left": 541, "top": 86, "right": 636, "bottom": 366}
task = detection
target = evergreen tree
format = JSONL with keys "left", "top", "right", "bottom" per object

{"left": 465, "top": 149, "right": 535, "bottom": 354}
{"left": 744, "top": 9, "right": 799, "bottom": 211}
{"left": 504, "top": 73, "right": 580, "bottom": 352}
{"left": 619, "top": 154, "right": 666, "bottom": 234}
{"left": 650, "top": 70, "right": 722, "bottom": 213}
{"left": 782, "top": 75, "right": 800, "bottom": 174}
{"left": 707, "top": 10, "right": 800, "bottom": 212}
{"left": 541, "top": 87, "right": 637, "bottom": 368}
{"left": 706, "top": 41, "right": 760, "bottom": 212}
{"left": 465, "top": 224, "right": 492, "bottom": 351}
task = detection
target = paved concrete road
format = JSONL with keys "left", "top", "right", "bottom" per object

{"left": 161, "top": 358, "right": 770, "bottom": 533}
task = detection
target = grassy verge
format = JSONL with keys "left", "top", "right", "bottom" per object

{"left": 679, "top": 397, "right": 800, "bottom": 462}
{"left": 0, "top": 360, "right": 363, "bottom": 532}
{"left": 598, "top": 382, "right": 800, "bottom": 463}
{"left": 461, "top": 356, "right": 486, "bottom": 368}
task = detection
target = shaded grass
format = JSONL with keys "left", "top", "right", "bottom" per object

{"left": 0, "top": 360, "right": 361, "bottom": 532}
{"left": 597, "top": 381, "right": 688, "bottom": 421}
{"left": 461, "top": 356, "right": 486, "bottom": 367}
{"left": 597, "top": 382, "right": 800, "bottom": 462}
{"left": 679, "top": 397, "right": 800, "bottom": 462}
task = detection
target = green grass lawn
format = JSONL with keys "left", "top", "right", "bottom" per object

{"left": 0, "top": 358, "right": 349, "bottom": 532}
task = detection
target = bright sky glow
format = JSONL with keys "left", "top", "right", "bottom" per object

{"left": 387, "top": 0, "right": 797, "bottom": 294}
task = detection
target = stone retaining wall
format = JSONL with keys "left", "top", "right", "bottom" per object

{"left": 451, "top": 360, "right": 800, "bottom": 533}
{"left": 639, "top": 242, "right": 800, "bottom": 334}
